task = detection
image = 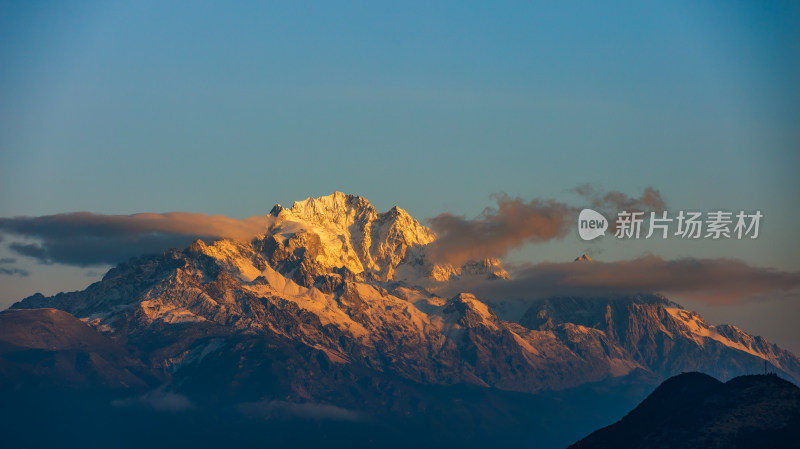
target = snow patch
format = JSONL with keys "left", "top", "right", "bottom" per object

{"left": 247, "top": 265, "right": 370, "bottom": 339}
{"left": 665, "top": 307, "right": 765, "bottom": 359}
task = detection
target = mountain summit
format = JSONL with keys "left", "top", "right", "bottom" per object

{"left": 263, "top": 192, "right": 507, "bottom": 286}
{"left": 266, "top": 192, "right": 435, "bottom": 282}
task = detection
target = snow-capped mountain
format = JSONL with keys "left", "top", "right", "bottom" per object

{"left": 10, "top": 192, "right": 799, "bottom": 392}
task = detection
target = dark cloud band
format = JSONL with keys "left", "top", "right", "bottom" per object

{"left": 0, "top": 212, "right": 271, "bottom": 266}
{"left": 456, "top": 256, "right": 800, "bottom": 305}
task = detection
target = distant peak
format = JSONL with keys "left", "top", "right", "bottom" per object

{"left": 269, "top": 204, "right": 284, "bottom": 216}
{"left": 452, "top": 292, "right": 478, "bottom": 302}
{"left": 386, "top": 205, "right": 403, "bottom": 216}
{"left": 574, "top": 254, "right": 593, "bottom": 262}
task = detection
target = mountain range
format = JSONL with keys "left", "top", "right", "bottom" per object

{"left": 2, "top": 192, "right": 797, "bottom": 448}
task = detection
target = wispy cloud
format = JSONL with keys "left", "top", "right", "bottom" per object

{"left": 574, "top": 184, "right": 666, "bottom": 234}
{"left": 0, "top": 212, "right": 272, "bottom": 266}
{"left": 111, "top": 388, "right": 194, "bottom": 412}
{"left": 425, "top": 187, "right": 665, "bottom": 265}
{"left": 0, "top": 267, "right": 29, "bottom": 277}
{"left": 453, "top": 256, "right": 800, "bottom": 305}
{"left": 0, "top": 257, "right": 29, "bottom": 277}
{"left": 237, "top": 400, "right": 362, "bottom": 422}
{"left": 574, "top": 184, "right": 666, "bottom": 212}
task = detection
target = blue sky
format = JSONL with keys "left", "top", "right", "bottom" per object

{"left": 1, "top": 1, "right": 799, "bottom": 349}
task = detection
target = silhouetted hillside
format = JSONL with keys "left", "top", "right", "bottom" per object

{"left": 569, "top": 372, "right": 800, "bottom": 449}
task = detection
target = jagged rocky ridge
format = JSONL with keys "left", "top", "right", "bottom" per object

{"left": 9, "top": 192, "right": 800, "bottom": 396}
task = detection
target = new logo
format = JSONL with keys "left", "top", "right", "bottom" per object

{"left": 578, "top": 209, "right": 608, "bottom": 241}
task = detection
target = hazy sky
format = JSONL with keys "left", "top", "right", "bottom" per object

{"left": 1, "top": 2, "right": 799, "bottom": 350}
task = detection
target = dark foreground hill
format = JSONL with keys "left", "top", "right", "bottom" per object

{"left": 569, "top": 372, "right": 800, "bottom": 449}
